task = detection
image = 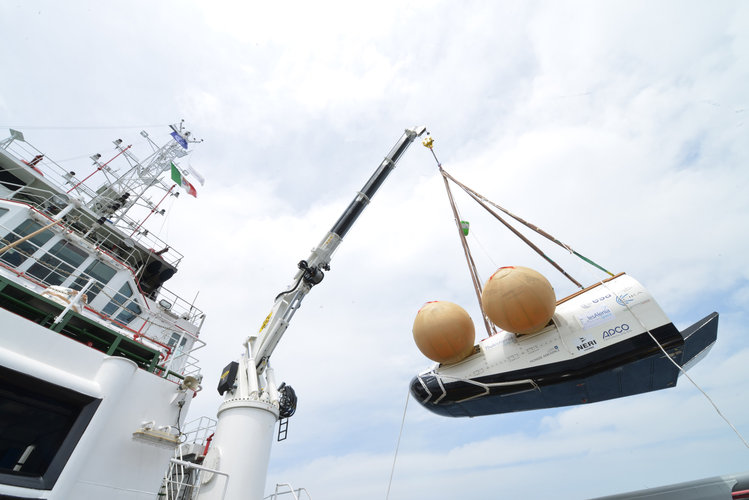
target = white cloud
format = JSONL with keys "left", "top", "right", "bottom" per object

{"left": 2, "top": 1, "right": 748, "bottom": 499}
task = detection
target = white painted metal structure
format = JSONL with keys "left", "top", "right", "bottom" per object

{"left": 0, "top": 315, "right": 191, "bottom": 499}
{"left": 0, "top": 125, "right": 206, "bottom": 499}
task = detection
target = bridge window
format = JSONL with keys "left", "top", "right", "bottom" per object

{"left": 102, "top": 281, "right": 142, "bottom": 325}
{"left": 71, "top": 260, "right": 116, "bottom": 303}
{"left": 26, "top": 240, "right": 88, "bottom": 286}
{"left": 0, "top": 219, "right": 54, "bottom": 268}
{"left": 0, "top": 167, "right": 27, "bottom": 191}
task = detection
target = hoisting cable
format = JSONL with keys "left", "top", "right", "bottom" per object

{"left": 385, "top": 389, "right": 411, "bottom": 500}
{"left": 445, "top": 172, "right": 585, "bottom": 290}
{"left": 425, "top": 135, "right": 584, "bottom": 292}
{"left": 441, "top": 169, "right": 614, "bottom": 278}
{"left": 421, "top": 135, "right": 586, "bottom": 291}
{"left": 423, "top": 135, "right": 496, "bottom": 337}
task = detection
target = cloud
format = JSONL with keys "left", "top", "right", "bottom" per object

{"left": 2, "top": 1, "right": 748, "bottom": 499}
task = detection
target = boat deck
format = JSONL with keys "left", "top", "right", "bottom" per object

{"left": 0, "top": 274, "right": 161, "bottom": 373}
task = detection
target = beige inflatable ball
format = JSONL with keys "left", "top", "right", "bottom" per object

{"left": 481, "top": 266, "right": 556, "bottom": 335}
{"left": 412, "top": 301, "right": 475, "bottom": 364}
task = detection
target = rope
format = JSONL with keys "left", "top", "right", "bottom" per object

{"left": 427, "top": 144, "right": 495, "bottom": 337}
{"left": 599, "top": 280, "right": 749, "bottom": 449}
{"left": 463, "top": 183, "right": 585, "bottom": 289}
{"left": 440, "top": 170, "right": 495, "bottom": 337}
{"left": 570, "top": 245, "right": 749, "bottom": 451}
{"left": 441, "top": 168, "right": 614, "bottom": 278}
{"left": 385, "top": 389, "right": 410, "bottom": 500}
{"left": 420, "top": 136, "right": 747, "bottom": 450}
{"left": 467, "top": 224, "right": 499, "bottom": 270}
{"left": 422, "top": 137, "right": 592, "bottom": 293}
{"left": 440, "top": 169, "right": 584, "bottom": 288}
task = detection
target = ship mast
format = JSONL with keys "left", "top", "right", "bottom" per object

{"left": 67, "top": 121, "right": 200, "bottom": 230}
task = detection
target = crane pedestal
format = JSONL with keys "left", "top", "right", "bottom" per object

{"left": 197, "top": 400, "right": 279, "bottom": 500}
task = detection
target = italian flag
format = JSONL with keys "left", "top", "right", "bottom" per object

{"left": 171, "top": 162, "right": 197, "bottom": 197}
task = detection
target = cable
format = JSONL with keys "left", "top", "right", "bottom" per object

{"left": 599, "top": 279, "right": 749, "bottom": 449}
{"left": 275, "top": 274, "right": 304, "bottom": 301}
{"left": 568, "top": 248, "right": 749, "bottom": 451}
{"left": 423, "top": 138, "right": 495, "bottom": 336}
{"left": 441, "top": 168, "right": 614, "bottom": 279}
{"left": 385, "top": 389, "right": 410, "bottom": 500}
{"left": 566, "top": 248, "right": 747, "bottom": 449}
{"left": 176, "top": 398, "right": 185, "bottom": 442}
{"left": 467, "top": 226, "right": 499, "bottom": 271}
{"left": 0, "top": 123, "right": 170, "bottom": 130}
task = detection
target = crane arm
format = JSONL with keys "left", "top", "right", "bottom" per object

{"left": 250, "top": 126, "right": 427, "bottom": 370}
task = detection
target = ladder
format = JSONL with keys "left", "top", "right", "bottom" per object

{"left": 277, "top": 418, "right": 289, "bottom": 441}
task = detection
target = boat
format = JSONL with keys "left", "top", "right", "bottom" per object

{"left": 0, "top": 124, "right": 209, "bottom": 498}
{"left": 0, "top": 124, "right": 430, "bottom": 500}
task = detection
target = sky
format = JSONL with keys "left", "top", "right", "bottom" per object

{"left": 2, "top": 1, "right": 748, "bottom": 498}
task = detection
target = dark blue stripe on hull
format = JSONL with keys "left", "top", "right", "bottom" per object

{"left": 411, "top": 312, "right": 718, "bottom": 418}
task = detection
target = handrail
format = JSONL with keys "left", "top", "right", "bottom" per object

{"left": 264, "top": 484, "right": 313, "bottom": 500}
{"left": 0, "top": 200, "right": 203, "bottom": 327}
{"left": 0, "top": 181, "right": 185, "bottom": 269}
{"left": 167, "top": 458, "right": 230, "bottom": 500}
{"left": 0, "top": 224, "right": 198, "bottom": 369}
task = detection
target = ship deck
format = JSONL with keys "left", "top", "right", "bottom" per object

{"left": 0, "top": 273, "right": 162, "bottom": 374}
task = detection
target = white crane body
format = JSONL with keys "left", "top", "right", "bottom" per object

{"left": 198, "top": 126, "right": 427, "bottom": 500}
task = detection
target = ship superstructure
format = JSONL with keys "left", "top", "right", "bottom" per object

{"left": 0, "top": 124, "right": 206, "bottom": 498}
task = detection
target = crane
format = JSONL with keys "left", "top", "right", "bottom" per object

{"left": 198, "top": 126, "right": 427, "bottom": 500}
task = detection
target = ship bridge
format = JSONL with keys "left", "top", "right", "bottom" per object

{"left": 0, "top": 128, "right": 205, "bottom": 383}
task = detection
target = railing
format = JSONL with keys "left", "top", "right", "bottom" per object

{"left": 0, "top": 207, "right": 204, "bottom": 380}
{"left": 161, "top": 349, "right": 204, "bottom": 384}
{"left": 162, "top": 458, "right": 229, "bottom": 500}
{"left": 153, "top": 285, "right": 206, "bottom": 326}
{"left": 0, "top": 199, "right": 202, "bottom": 326}
{"left": 160, "top": 418, "right": 221, "bottom": 500}
{"left": 181, "top": 416, "right": 217, "bottom": 450}
{"left": 0, "top": 146, "right": 185, "bottom": 268}
{"left": 264, "top": 484, "right": 313, "bottom": 500}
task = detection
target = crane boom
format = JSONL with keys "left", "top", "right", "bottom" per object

{"left": 251, "top": 126, "right": 427, "bottom": 370}
{"left": 201, "top": 126, "right": 427, "bottom": 500}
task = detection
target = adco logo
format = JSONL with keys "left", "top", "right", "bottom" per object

{"left": 602, "top": 323, "right": 630, "bottom": 339}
